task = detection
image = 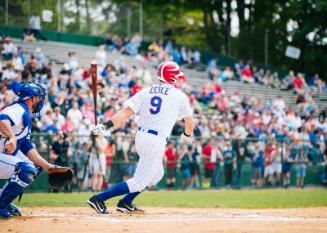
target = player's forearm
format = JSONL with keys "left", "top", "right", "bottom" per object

{"left": 184, "top": 116, "right": 195, "bottom": 136}
{"left": 0, "top": 120, "right": 15, "bottom": 138}
{"left": 27, "top": 148, "right": 54, "bottom": 172}
{"left": 104, "top": 107, "right": 135, "bottom": 128}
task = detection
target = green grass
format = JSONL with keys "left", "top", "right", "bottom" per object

{"left": 16, "top": 188, "right": 327, "bottom": 209}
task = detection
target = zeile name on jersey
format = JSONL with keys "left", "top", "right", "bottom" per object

{"left": 149, "top": 86, "right": 169, "bottom": 95}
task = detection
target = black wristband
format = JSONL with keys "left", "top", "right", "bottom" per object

{"left": 183, "top": 131, "right": 191, "bottom": 137}
{"left": 104, "top": 120, "right": 114, "bottom": 128}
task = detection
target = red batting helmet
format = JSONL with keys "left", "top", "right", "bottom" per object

{"left": 156, "top": 61, "right": 184, "bottom": 85}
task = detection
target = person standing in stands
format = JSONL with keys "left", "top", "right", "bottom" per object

{"left": 29, "top": 13, "right": 47, "bottom": 41}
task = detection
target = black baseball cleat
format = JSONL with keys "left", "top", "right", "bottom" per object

{"left": 87, "top": 195, "right": 108, "bottom": 214}
{"left": 116, "top": 199, "right": 144, "bottom": 213}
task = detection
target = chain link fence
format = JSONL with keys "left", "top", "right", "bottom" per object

{"left": 25, "top": 133, "right": 327, "bottom": 192}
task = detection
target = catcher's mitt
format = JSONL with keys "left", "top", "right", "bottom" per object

{"left": 48, "top": 166, "right": 74, "bottom": 189}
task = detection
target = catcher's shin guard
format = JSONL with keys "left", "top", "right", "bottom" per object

{"left": 0, "top": 162, "right": 36, "bottom": 209}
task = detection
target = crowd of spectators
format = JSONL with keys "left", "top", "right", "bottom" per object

{"left": 104, "top": 33, "right": 326, "bottom": 95}
{"left": 0, "top": 35, "right": 326, "bottom": 192}
{"left": 104, "top": 33, "right": 202, "bottom": 69}
{"left": 207, "top": 58, "right": 326, "bottom": 94}
{"left": 104, "top": 32, "right": 142, "bottom": 56}
{"left": 146, "top": 39, "right": 202, "bottom": 68}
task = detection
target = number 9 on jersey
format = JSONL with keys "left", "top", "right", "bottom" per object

{"left": 150, "top": 96, "right": 162, "bottom": 114}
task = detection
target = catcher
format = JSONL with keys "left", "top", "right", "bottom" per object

{"left": 0, "top": 82, "right": 73, "bottom": 219}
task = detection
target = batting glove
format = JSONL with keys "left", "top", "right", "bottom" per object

{"left": 91, "top": 124, "right": 105, "bottom": 136}
{"left": 180, "top": 132, "right": 192, "bottom": 144}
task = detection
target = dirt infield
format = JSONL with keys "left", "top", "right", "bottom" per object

{"left": 0, "top": 207, "right": 326, "bottom": 233}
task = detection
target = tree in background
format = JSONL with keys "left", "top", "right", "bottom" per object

{"left": 0, "top": 0, "right": 326, "bottom": 79}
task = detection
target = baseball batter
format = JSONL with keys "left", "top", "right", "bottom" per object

{"left": 0, "top": 82, "right": 55, "bottom": 219}
{"left": 87, "top": 61, "right": 194, "bottom": 214}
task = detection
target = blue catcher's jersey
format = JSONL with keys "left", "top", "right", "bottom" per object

{"left": 0, "top": 102, "right": 34, "bottom": 156}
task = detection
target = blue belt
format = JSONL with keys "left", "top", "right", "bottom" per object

{"left": 138, "top": 127, "right": 158, "bottom": 136}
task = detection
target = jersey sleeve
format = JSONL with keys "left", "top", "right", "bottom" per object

{"left": 178, "top": 94, "right": 193, "bottom": 120}
{"left": 0, "top": 114, "right": 14, "bottom": 126}
{"left": 20, "top": 138, "right": 34, "bottom": 155}
{"left": 0, "top": 105, "right": 24, "bottom": 126}
{"left": 123, "top": 90, "right": 144, "bottom": 114}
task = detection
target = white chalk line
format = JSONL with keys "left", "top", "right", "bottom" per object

{"left": 25, "top": 213, "right": 327, "bottom": 223}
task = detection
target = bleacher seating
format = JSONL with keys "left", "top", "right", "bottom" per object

{"left": 9, "top": 39, "right": 327, "bottom": 109}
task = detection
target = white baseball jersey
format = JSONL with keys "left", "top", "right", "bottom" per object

{"left": 124, "top": 83, "right": 192, "bottom": 137}
{"left": 124, "top": 83, "right": 193, "bottom": 193}
{"left": 0, "top": 103, "right": 33, "bottom": 156}
{"left": 0, "top": 102, "right": 34, "bottom": 179}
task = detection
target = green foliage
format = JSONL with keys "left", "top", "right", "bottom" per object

{"left": 17, "top": 189, "right": 327, "bottom": 209}
{"left": 165, "top": 11, "right": 207, "bottom": 49}
{"left": 0, "top": 0, "right": 61, "bottom": 31}
{"left": 1, "top": 0, "right": 326, "bottom": 78}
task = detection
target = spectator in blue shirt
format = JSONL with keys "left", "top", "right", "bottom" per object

{"left": 309, "top": 129, "right": 324, "bottom": 162}
{"left": 282, "top": 141, "right": 298, "bottom": 188}
{"left": 295, "top": 148, "right": 308, "bottom": 188}
{"left": 172, "top": 48, "right": 182, "bottom": 65}
{"left": 17, "top": 46, "right": 25, "bottom": 65}
{"left": 251, "top": 144, "right": 264, "bottom": 188}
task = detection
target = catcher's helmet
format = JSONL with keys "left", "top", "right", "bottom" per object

{"left": 15, "top": 82, "right": 47, "bottom": 114}
{"left": 156, "top": 61, "right": 184, "bottom": 85}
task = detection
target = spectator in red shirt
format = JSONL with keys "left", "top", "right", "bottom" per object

{"left": 130, "top": 79, "right": 143, "bottom": 95}
{"left": 202, "top": 139, "right": 216, "bottom": 187}
{"left": 293, "top": 75, "right": 303, "bottom": 89}
{"left": 264, "top": 142, "right": 275, "bottom": 185}
{"left": 214, "top": 83, "right": 224, "bottom": 95}
{"left": 293, "top": 73, "right": 307, "bottom": 94}
{"left": 61, "top": 116, "right": 77, "bottom": 133}
{"left": 165, "top": 140, "right": 177, "bottom": 188}
{"left": 215, "top": 95, "right": 229, "bottom": 112}
{"left": 241, "top": 65, "right": 254, "bottom": 83}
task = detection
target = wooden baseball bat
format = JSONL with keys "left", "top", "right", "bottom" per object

{"left": 90, "top": 63, "right": 98, "bottom": 125}
{"left": 90, "top": 63, "right": 105, "bottom": 182}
